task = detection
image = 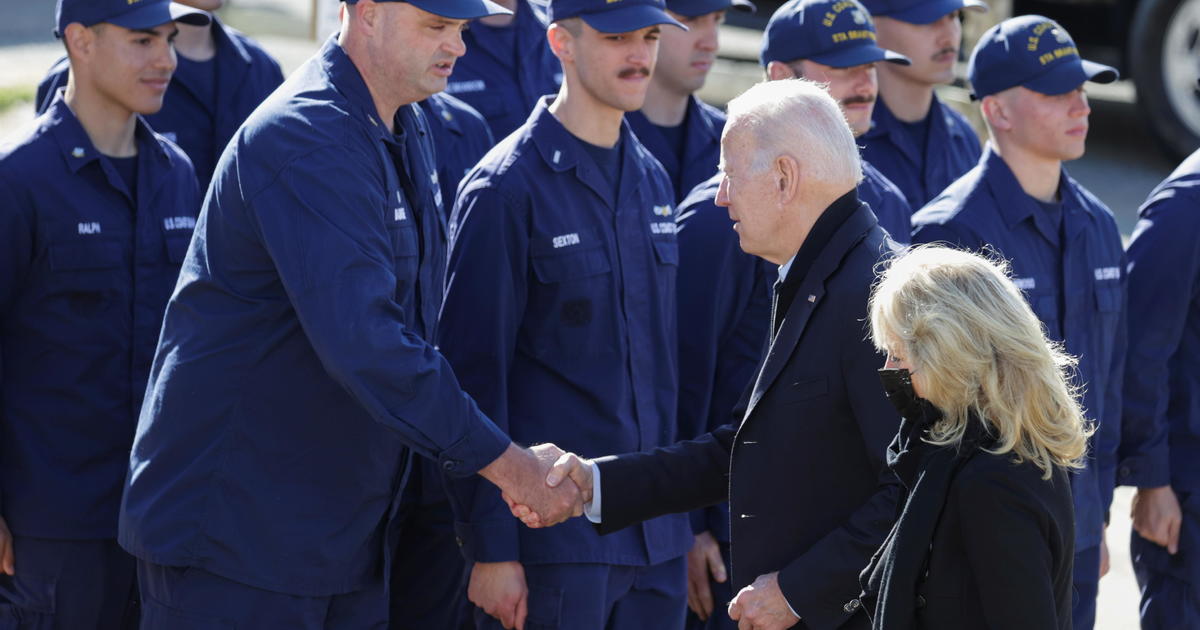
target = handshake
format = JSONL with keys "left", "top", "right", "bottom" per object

{"left": 478, "top": 442, "right": 595, "bottom": 528}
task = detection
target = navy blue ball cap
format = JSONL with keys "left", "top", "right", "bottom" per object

{"left": 549, "top": 0, "right": 687, "bottom": 33}
{"left": 666, "top": 0, "right": 757, "bottom": 16}
{"left": 56, "top": 0, "right": 210, "bottom": 37}
{"left": 343, "top": 0, "right": 512, "bottom": 19}
{"left": 760, "top": 0, "right": 910, "bottom": 67}
{"left": 860, "top": 0, "right": 985, "bottom": 24}
{"left": 968, "top": 15, "right": 1118, "bottom": 99}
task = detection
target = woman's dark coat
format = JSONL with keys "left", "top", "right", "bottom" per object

{"left": 861, "top": 406, "right": 1076, "bottom": 630}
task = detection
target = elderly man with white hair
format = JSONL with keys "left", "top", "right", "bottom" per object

{"left": 510, "top": 79, "right": 903, "bottom": 630}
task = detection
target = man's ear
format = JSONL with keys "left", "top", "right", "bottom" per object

{"left": 980, "top": 94, "right": 1012, "bottom": 133}
{"left": 547, "top": 23, "right": 573, "bottom": 63}
{"left": 347, "top": 0, "right": 379, "bottom": 32}
{"left": 62, "top": 23, "right": 95, "bottom": 63}
{"left": 776, "top": 154, "right": 801, "bottom": 204}
{"left": 766, "top": 61, "right": 797, "bottom": 81}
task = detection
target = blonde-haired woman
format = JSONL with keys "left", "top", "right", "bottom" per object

{"left": 859, "top": 246, "right": 1090, "bottom": 630}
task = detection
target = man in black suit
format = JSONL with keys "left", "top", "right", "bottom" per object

{"left": 510, "top": 79, "right": 902, "bottom": 630}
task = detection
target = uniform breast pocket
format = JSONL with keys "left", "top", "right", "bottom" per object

{"left": 164, "top": 233, "right": 192, "bottom": 264}
{"left": 1093, "top": 283, "right": 1121, "bottom": 322}
{"left": 48, "top": 240, "right": 124, "bottom": 314}
{"left": 1020, "top": 281, "right": 1059, "bottom": 338}
{"left": 526, "top": 244, "right": 614, "bottom": 358}
{"left": 388, "top": 223, "right": 420, "bottom": 304}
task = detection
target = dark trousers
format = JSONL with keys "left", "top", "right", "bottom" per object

{"left": 1133, "top": 497, "right": 1200, "bottom": 630}
{"left": 137, "top": 561, "right": 388, "bottom": 629}
{"left": 684, "top": 540, "right": 735, "bottom": 630}
{"left": 1071, "top": 544, "right": 1100, "bottom": 630}
{"left": 0, "top": 537, "right": 137, "bottom": 630}
{"left": 473, "top": 556, "right": 687, "bottom": 630}
{"left": 389, "top": 461, "right": 471, "bottom": 630}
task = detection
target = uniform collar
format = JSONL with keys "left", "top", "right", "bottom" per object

{"left": 318, "top": 36, "right": 391, "bottom": 140}
{"left": 865, "top": 92, "right": 970, "bottom": 148}
{"left": 45, "top": 90, "right": 172, "bottom": 175}
{"left": 211, "top": 16, "right": 254, "bottom": 66}
{"left": 978, "top": 143, "right": 1096, "bottom": 239}
{"left": 527, "top": 95, "right": 649, "bottom": 209}
{"left": 530, "top": 95, "right": 628, "bottom": 172}
{"left": 424, "top": 94, "right": 466, "bottom": 136}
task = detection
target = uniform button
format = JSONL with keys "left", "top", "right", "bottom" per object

{"left": 1119, "top": 466, "right": 1131, "bottom": 478}
{"left": 72, "top": 147, "right": 85, "bottom": 158}
{"left": 455, "top": 536, "right": 464, "bottom": 548}
{"left": 843, "top": 598, "right": 861, "bottom": 613}
{"left": 916, "top": 595, "right": 926, "bottom": 608}
{"left": 442, "top": 459, "right": 459, "bottom": 472}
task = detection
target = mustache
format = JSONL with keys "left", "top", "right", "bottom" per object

{"left": 618, "top": 66, "right": 651, "bottom": 79}
{"left": 933, "top": 46, "right": 957, "bottom": 60}
{"left": 842, "top": 95, "right": 875, "bottom": 106}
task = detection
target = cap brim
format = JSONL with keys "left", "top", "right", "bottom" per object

{"left": 884, "top": 0, "right": 987, "bottom": 24}
{"left": 108, "top": 2, "right": 211, "bottom": 29}
{"left": 581, "top": 5, "right": 688, "bottom": 32}
{"left": 669, "top": 0, "right": 756, "bottom": 15}
{"left": 1024, "top": 58, "right": 1119, "bottom": 95}
{"left": 407, "top": 0, "right": 512, "bottom": 19}
{"left": 809, "top": 44, "right": 912, "bottom": 68}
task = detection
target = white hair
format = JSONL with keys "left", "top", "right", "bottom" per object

{"left": 724, "top": 79, "right": 862, "bottom": 188}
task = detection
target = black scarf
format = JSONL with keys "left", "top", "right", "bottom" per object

{"left": 859, "top": 371, "right": 992, "bottom": 630}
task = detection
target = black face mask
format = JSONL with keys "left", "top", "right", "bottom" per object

{"left": 878, "top": 367, "right": 939, "bottom": 427}
{"left": 878, "top": 367, "right": 918, "bottom": 416}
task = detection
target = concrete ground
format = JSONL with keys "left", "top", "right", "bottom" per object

{"left": 0, "top": 5, "right": 1178, "bottom": 629}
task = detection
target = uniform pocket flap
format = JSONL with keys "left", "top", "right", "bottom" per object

{"left": 652, "top": 237, "right": 679, "bottom": 266}
{"left": 165, "top": 234, "right": 193, "bottom": 264}
{"left": 388, "top": 223, "right": 419, "bottom": 258}
{"left": 532, "top": 247, "right": 612, "bottom": 284}
{"left": 1094, "top": 285, "right": 1121, "bottom": 312}
{"left": 49, "top": 241, "right": 122, "bottom": 271}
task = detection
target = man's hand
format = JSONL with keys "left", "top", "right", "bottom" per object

{"left": 506, "top": 450, "right": 594, "bottom": 528}
{"left": 687, "top": 531, "right": 727, "bottom": 620}
{"left": 1132, "top": 485, "right": 1183, "bottom": 555}
{"left": 727, "top": 572, "right": 799, "bottom": 630}
{"left": 468, "top": 561, "right": 527, "bottom": 630}
{"left": 479, "top": 443, "right": 583, "bottom": 528}
{"left": 0, "top": 516, "right": 12, "bottom": 575}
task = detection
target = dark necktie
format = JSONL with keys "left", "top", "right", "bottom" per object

{"left": 769, "top": 278, "right": 785, "bottom": 339}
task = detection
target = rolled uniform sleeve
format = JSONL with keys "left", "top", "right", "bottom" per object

{"left": 440, "top": 181, "right": 528, "bottom": 562}
{"left": 247, "top": 144, "right": 510, "bottom": 476}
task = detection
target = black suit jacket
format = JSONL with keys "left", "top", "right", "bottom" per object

{"left": 595, "top": 199, "right": 902, "bottom": 629}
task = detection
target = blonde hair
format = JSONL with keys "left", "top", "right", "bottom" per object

{"left": 869, "top": 245, "right": 1091, "bottom": 478}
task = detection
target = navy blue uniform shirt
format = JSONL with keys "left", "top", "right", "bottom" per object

{"left": 861, "top": 93, "right": 982, "bottom": 209}
{"left": 118, "top": 38, "right": 510, "bottom": 597}
{"left": 912, "top": 146, "right": 1128, "bottom": 551}
{"left": 37, "top": 17, "right": 284, "bottom": 189}
{"left": 626, "top": 96, "right": 725, "bottom": 203}
{"left": 440, "top": 97, "right": 692, "bottom": 567}
{"left": 1124, "top": 148, "right": 1200, "bottom": 491}
{"left": 447, "top": 0, "right": 562, "bottom": 140}
{"left": 0, "top": 93, "right": 200, "bottom": 539}
{"left": 675, "top": 174, "right": 772, "bottom": 544}
{"left": 859, "top": 159, "right": 913, "bottom": 244}
{"left": 420, "top": 92, "right": 496, "bottom": 219}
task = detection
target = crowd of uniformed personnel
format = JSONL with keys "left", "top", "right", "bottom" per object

{"left": 0, "top": 0, "right": 1197, "bottom": 628}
